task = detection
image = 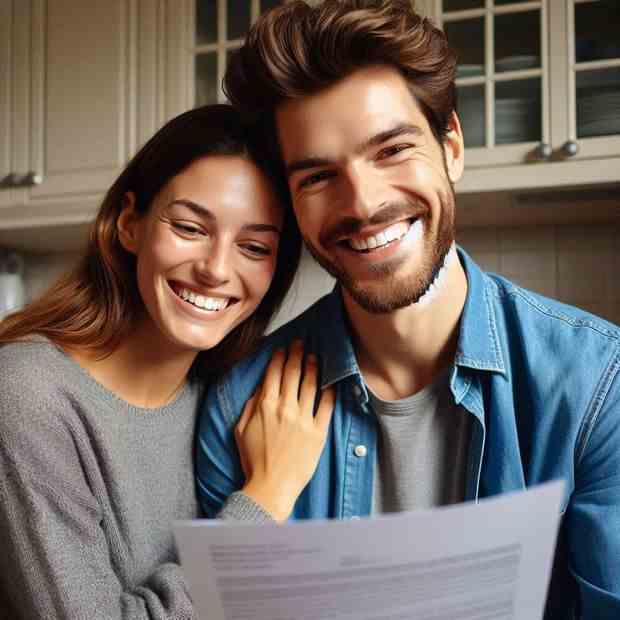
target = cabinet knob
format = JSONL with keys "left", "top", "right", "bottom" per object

{"left": 23, "top": 171, "right": 43, "bottom": 186}
{"left": 562, "top": 141, "right": 579, "bottom": 157}
{"left": 535, "top": 143, "right": 552, "bottom": 160}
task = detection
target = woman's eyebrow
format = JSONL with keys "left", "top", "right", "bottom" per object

{"left": 242, "top": 223, "right": 281, "bottom": 235}
{"left": 168, "top": 199, "right": 281, "bottom": 234}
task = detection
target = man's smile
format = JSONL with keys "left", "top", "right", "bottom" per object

{"left": 341, "top": 219, "right": 415, "bottom": 253}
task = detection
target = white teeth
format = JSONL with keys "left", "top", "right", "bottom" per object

{"left": 347, "top": 220, "right": 412, "bottom": 252}
{"left": 385, "top": 225, "right": 401, "bottom": 242}
{"left": 175, "top": 286, "right": 230, "bottom": 312}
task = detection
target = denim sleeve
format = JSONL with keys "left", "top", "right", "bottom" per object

{"left": 566, "top": 356, "right": 620, "bottom": 616}
{"left": 195, "top": 379, "right": 245, "bottom": 517}
{"left": 195, "top": 348, "right": 274, "bottom": 517}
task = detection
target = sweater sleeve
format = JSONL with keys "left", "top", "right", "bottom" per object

{"left": 217, "top": 491, "right": 275, "bottom": 523}
{"left": 0, "top": 381, "right": 195, "bottom": 619}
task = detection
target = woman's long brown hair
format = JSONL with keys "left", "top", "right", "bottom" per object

{"left": 0, "top": 105, "right": 301, "bottom": 380}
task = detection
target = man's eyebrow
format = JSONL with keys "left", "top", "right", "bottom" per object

{"left": 285, "top": 123, "right": 424, "bottom": 178}
{"left": 167, "top": 199, "right": 281, "bottom": 234}
{"left": 286, "top": 157, "right": 333, "bottom": 179}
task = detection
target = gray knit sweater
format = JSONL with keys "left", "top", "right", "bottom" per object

{"left": 0, "top": 339, "right": 269, "bottom": 620}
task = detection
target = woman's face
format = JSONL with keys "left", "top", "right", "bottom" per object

{"left": 119, "top": 155, "right": 283, "bottom": 354}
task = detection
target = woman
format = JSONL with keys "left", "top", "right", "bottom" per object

{"left": 0, "top": 104, "right": 333, "bottom": 619}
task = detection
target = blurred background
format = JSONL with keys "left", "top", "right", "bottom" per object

{"left": 0, "top": 0, "right": 619, "bottom": 328}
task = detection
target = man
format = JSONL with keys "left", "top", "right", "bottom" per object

{"left": 196, "top": 1, "right": 620, "bottom": 618}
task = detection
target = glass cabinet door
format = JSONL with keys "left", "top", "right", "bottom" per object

{"left": 193, "top": 0, "right": 285, "bottom": 107}
{"left": 546, "top": 0, "right": 620, "bottom": 162}
{"left": 441, "top": 0, "right": 548, "bottom": 166}
{"left": 571, "top": 0, "right": 620, "bottom": 142}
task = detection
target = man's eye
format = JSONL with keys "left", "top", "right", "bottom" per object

{"left": 298, "top": 170, "right": 335, "bottom": 189}
{"left": 378, "top": 144, "right": 412, "bottom": 159}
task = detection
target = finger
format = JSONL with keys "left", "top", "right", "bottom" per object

{"left": 280, "top": 340, "right": 305, "bottom": 403}
{"left": 298, "top": 353, "right": 319, "bottom": 415}
{"left": 236, "top": 392, "right": 258, "bottom": 436}
{"left": 314, "top": 386, "right": 335, "bottom": 434}
{"left": 260, "top": 348, "right": 286, "bottom": 401}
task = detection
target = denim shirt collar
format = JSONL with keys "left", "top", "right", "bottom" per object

{"left": 454, "top": 247, "right": 506, "bottom": 375}
{"left": 316, "top": 246, "right": 506, "bottom": 399}
{"left": 316, "top": 287, "right": 363, "bottom": 391}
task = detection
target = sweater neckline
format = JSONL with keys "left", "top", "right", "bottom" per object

{"left": 31, "top": 336, "right": 198, "bottom": 415}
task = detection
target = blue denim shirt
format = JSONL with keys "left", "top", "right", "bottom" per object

{"left": 197, "top": 248, "right": 620, "bottom": 619}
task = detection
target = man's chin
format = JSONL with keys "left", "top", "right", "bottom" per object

{"left": 304, "top": 236, "right": 454, "bottom": 314}
{"left": 342, "top": 278, "right": 432, "bottom": 314}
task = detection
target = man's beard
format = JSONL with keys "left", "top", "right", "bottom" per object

{"left": 304, "top": 188, "right": 456, "bottom": 314}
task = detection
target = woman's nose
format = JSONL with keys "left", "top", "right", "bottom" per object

{"left": 194, "top": 242, "right": 231, "bottom": 287}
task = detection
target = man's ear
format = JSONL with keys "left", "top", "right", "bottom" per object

{"left": 117, "top": 192, "right": 142, "bottom": 254}
{"left": 443, "top": 111, "right": 465, "bottom": 184}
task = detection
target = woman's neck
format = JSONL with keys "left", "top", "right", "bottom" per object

{"left": 68, "top": 323, "right": 198, "bottom": 409}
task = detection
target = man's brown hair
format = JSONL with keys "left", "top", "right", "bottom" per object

{"left": 224, "top": 0, "right": 458, "bottom": 147}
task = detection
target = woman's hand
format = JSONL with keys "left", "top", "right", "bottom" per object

{"left": 235, "top": 340, "right": 335, "bottom": 522}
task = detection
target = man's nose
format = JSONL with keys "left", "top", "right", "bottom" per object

{"left": 194, "top": 240, "right": 231, "bottom": 287}
{"left": 340, "top": 161, "right": 384, "bottom": 221}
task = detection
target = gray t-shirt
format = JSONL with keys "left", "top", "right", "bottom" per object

{"left": 370, "top": 370, "right": 471, "bottom": 514}
{"left": 0, "top": 339, "right": 205, "bottom": 619}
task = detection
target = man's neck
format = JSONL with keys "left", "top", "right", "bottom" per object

{"left": 343, "top": 252, "right": 468, "bottom": 401}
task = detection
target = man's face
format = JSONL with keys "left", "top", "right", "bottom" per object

{"left": 276, "top": 65, "right": 464, "bottom": 313}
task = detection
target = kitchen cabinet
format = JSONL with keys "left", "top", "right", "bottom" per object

{"left": 0, "top": 0, "right": 28, "bottom": 212}
{"left": 423, "top": 0, "right": 620, "bottom": 192}
{"left": 0, "top": 0, "right": 178, "bottom": 229}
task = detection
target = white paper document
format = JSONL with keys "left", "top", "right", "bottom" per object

{"left": 174, "top": 481, "right": 564, "bottom": 620}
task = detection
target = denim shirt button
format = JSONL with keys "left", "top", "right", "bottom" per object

{"left": 354, "top": 444, "right": 367, "bottom": 458}
{"left": 353, "top": 384, "right": 362, "bottom": 398}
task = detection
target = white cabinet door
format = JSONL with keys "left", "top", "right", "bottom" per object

{"left": 0, "top": 0, "right": 141, "bottom": 229}
{"left": 28, "top": 0, "right": 133, "bottom": 208}
{"left": 0, "top": 1, "right": 14, "bottom": 208}
{"left": 0, "top": 1, "right": 36, "bottom": 211}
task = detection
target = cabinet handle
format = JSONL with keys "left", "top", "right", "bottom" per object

{"left": 562, "top": 141, "right": 579, "bottom": 158}
{"left": 535, "top": 143, "right": 552, "bottom": 160}
{"left": 0, "top": 173, "right": 20, "bottom": 188}
{"left": 0, "top": 172, "right": 43, "bottom": 188}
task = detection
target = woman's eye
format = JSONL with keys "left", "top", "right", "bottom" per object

{"left": 172, "top": 222, "right": 206, "bottom": 237}
{"left": 298, "top": 170, "right": 335, "bottom": 190}
{"left": 241, "top": 243, "right": 272, "bottom": 258}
